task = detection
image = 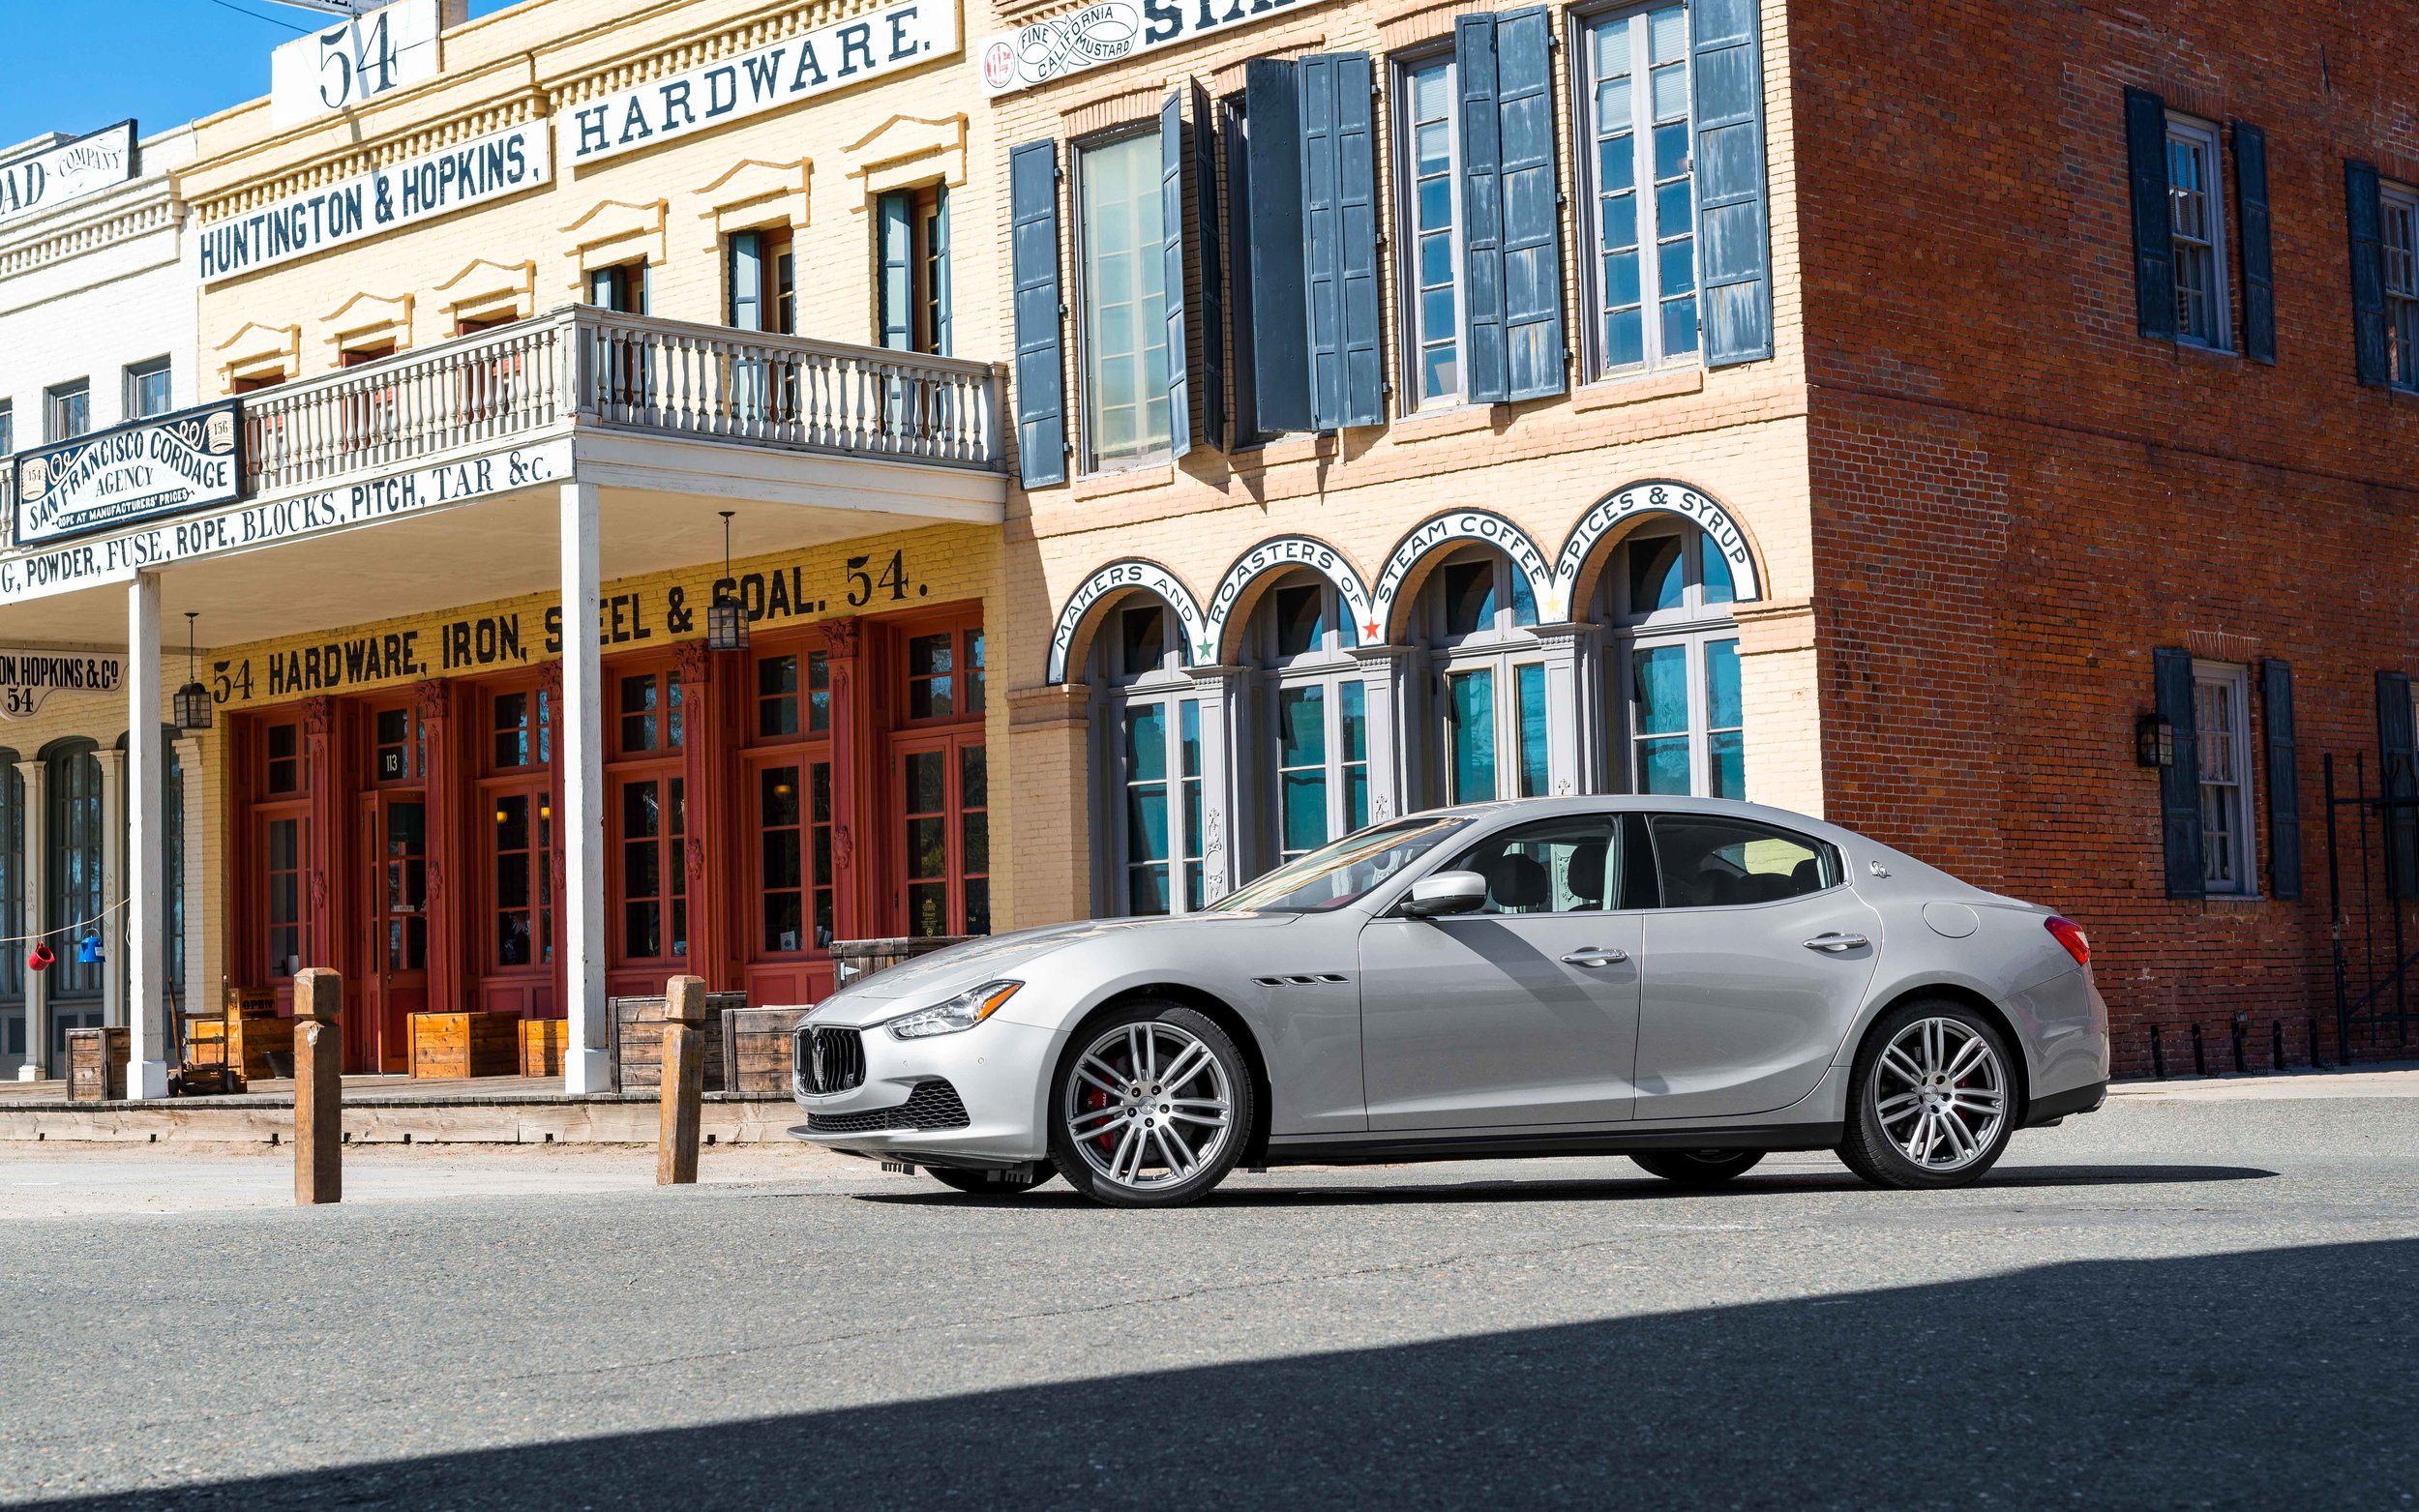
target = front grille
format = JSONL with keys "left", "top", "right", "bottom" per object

{"left": 806, "top": 1079, "right": 971, "bottom": 1135}
{"left": 794, "top": 1025, "right": 866, "bottom": 1096}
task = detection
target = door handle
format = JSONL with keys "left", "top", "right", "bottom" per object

{"left": 1803, "top": 933, "right": 1869, "bottom": 953}
{"left": 1561, "top": 948, "right": 1630, "bottom": 967}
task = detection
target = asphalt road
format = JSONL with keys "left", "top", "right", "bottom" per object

{"left": 4, "top": 1086, "right": 2416, "bottom": 1509}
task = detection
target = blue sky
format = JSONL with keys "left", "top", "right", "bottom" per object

{"left": 0, "top": 0, "right": 522, "bottom": 150}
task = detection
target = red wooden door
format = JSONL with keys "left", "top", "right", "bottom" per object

{"left": 357, "top": 792, "right": 430, "bottom": 1072}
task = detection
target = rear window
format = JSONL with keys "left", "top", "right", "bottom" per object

{"left": 1648, "top": 815, "right": 1840, "bottom": 908}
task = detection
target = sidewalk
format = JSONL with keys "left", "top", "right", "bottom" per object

{"left": 2106, "top": 1062, "right": 2419, "bottom": 1101}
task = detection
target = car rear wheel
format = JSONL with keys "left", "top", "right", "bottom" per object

{"left": 925, "top": 1162, "right": 1057, "bottom": 1197}
{"left": 1838, "top": 1000, "right": 2016, "bottom": 1189}
{"left": 1049, "top": 1003, "right": 1252, "bottom": 1208}
{"left": 1630, "top": 1149, "right": 1766, "bottom": 1186}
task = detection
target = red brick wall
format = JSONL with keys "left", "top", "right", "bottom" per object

{"left": 1790, "top": 0, "right": 2419, "bottom": 1074}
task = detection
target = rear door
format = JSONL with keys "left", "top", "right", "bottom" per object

{"left": 1632, "top": 812, "right": 1882, "bottom": 1121}
{"left": 1358, "top": 813, "right": 1648, "bottom": 1130}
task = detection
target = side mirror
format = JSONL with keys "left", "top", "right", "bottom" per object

{"left": 1401, "top": 870, "right": 1489, "bottom": 919}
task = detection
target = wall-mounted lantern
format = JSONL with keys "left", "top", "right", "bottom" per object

{"left": 172, "top": 612, "right": 212, "bottom": 730}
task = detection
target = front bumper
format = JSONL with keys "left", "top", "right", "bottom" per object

{"left": 790, "top": 1013, "right": 1060, "bottom": 1165}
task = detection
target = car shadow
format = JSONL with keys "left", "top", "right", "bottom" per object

{"left": 36, "top": 1236, "right": 2412, "bottom": 1509}
{"left": 851, "top": 1161, "right": 2277, "bottom": 1209}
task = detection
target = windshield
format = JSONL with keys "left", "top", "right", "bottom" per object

{"left": 1212, "top": 816, "right": 1470, "bottom": 914}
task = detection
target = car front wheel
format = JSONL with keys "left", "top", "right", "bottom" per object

{"left": 1049, "top": 1003, "right": 1252, "bottom": 1208}
{"left": 1837, "top": 1001, "right": 2016, "bottom": 1189}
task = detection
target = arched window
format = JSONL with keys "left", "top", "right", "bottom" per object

{"left": 46, "top": 743, "right": 105, "bottom": 1001}
{"left": 1598, "top": 523, "right": 1743, "bottom": 796}
{"left": 1414, "top": 547, "right": 1546, "bottom": 806}
{"left": 1091, "top": 598, "right": 1205, "bottom": 914}
{"left": 1246, "top": 573, "right": 1370, "bottom": 865}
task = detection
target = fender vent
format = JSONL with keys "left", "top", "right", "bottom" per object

{"left": 1253, "top": 974, "right": 1351, "bottom": 987}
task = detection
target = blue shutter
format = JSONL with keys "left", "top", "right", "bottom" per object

{"left": 2153, "top": 648, "right": 2204, "bottom": 900}
{"left": 1245, "top": 59, "right": 1313, "bottom": 432}
{"left": 2125, "top": 88, "right": 2176, "bottom": 341}
{"left": 877, "top": 192, "right": 913, "bottom": 350}
{"left": 1161, "top": 92, "right": 1193, "bottom": 459}
{"left": 1496, "top": 9, "right": 1567, "bottom": 397}
{"left": 2378, "top": 670, "right": 2417, "bottom": 898}
{"left": 2231, "top": 123, "right": 2273, "bottom": 365}
{"left": 1690, "top": 0, "right": 1771, "bottom": 367}
{"left": 1456, "top": 14, "right": 1507, "bottom": 403}
{"left": 1299, "top": 54, "right": 1380, "bottom": 429}
{"left": 2261, "top": 659, "right": 2300, "bottom": 901}
{"left": 728, "top": 230, "right": 763, "bottom": 331}
{"left": 1222, "top": 93, "right": 1262, "bottom": 443}
{"left": 2348, "top": 161, "right": 2391, "bottom": 388}
{"left": 1009, "top": 139, "right": 1066, "bottom": 489}
{"left": 932, "top": 189, "right": 951, "bottom": 355}
{"left": 1191, "top": 79, "right": 1226, "bottom": 445}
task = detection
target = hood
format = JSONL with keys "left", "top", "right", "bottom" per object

{"left": 802, "top": 913, "right": 1299, "bottom": 1025}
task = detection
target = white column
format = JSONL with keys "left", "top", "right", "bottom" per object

{"left": 559, "top": 479, "right": 609, "bottom": 1092}
{"left": 173, "top": 734, "right": 208, "bottom": 1038}
{"left": 126, "top": 574, "right": 170, "bottom": 1100}
{"left": 1354, "top": 647, "right": 1415, "bottom": 825}
{"left": 99, "top": 747, "right": 126, "bottom": 1033}
{"left": 1186, "top": 667, "right": 1250, "bottom": 901}
{"left": 16, "top": 760, "right": 45, "bottom": 1081}
{"left": 1532, "top": 624, "right": 1599, "bottom": 797}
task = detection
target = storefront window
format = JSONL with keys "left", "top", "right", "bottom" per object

{"left": 618, "top": 777, "right": 685, "bottom": 959}
{"left": 1248, "top": 576, "right": 1372, "bottom": 869}
{"left": 164, "top": 745, "right": 185, "bottom": 994}
{"left": 618, "top": 670, "right": 683, "bottom": 755}
{"left": 757, "top": 762, "right": 831, "bottom": 954}
{"left": 265, "top": 720, "right": 303, "bottom": 794}
{"left": 492, "top": 690, "right": 551, "bottom": 769}
{"left": 265, "top": 816, "right": 305, "bottom": 980}
{"left": 49, "top": 747, "right": 104, "bottom": 999}
{"left": 1094, "top": 602, "right": 1206, "bottom": 916}
{"left": 373, "top": 706, "right": 420, "bottom": 784}
{"left": 899, "top": 738, "right": 989, "bottom": 937}
{"left": 0, "top": 759, "right": 21, "bottom": 1004}
{"left": 1419, "top": 549, "right": 1546, "bottom": 807}
{"left": 1601, "top": 525, "right": 1744, "bottom": 797}
{"left": 492, "top": 792, "right": 552, "bottom": 968}
{"left": 907, "top": 630, "right": 985, "bottom": 721}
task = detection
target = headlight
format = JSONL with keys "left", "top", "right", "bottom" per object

{"left": 886, "top": 980, "right": 1022, "bottom": 1040}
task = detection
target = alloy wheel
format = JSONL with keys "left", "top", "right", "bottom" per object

{"left": 1063, "top": 1020, "right": 1236, "bottom": 1191}
{"left": 1869, "top": 1016, "right": 2008, "bottom": 1173}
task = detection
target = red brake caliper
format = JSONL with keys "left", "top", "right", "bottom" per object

{"left": 1086, "top": 1050, "right": 1120, "bottom": 1156}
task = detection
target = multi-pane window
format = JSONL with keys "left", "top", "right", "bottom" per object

{"left": 1077, "top": 132, "right": 1171, "bottom": 468}
{"left": 2195, "top": 661, "right": 2255, "bottom": 895}
{"left": 2165, "top": 117, "right": 2230, "bottom": 349}
{"left": 878, "top": 185, "right": 952, "bottom": 355}
{"left": 1247, "top": 578, "right": 1372, "bottom": 867}
{"left": 758, "top": 761, "right": 833, "bottom": 954}
{"left": 907, "top": 629, "right": 984, "bottom": 721}
{"left": 125, "top": 359, "right": 172, "bottom": 420}
{"left": 0, "top": 400, "right": 14, "bottom": 457}
{"left": 164, "top": 752, "right": 184, "bottom": 995}
{"left": 264, "top": 721, "right": 303, "bottom": 794}
{"left": 493, "top": 793, "right": 552, "bottom": 966}
{"left": 617, "top": 670, "right": 683, "bottom": 755}
{"left": 265, "top": 816, "right": 304, "bottom": 979}
{"left": 372, "top": 707, "right": 419, "bottom": 785}
{"left": 1418, "top": 550, "right": 1545, "bottom": 807}
{"left": 586, "top": 260, "right": 649, "bottom": 314}
{"left": 1582, "top": 3, "right": 1697, "bottom": 375}
{"left": 727, "top": 228, "right": 796, "bottom": 334}
{"left": 900, "top": 738, "right": 990, "bottom": 936}
{"left": 1096, "top": 602, "right": 1207, "bottom": 915}
{"left": 45, "top": 380, "right": 89, "bottom": 442}
{"left": 1603, "top": 526, "right": 1744, "bottom": 798}
{"left": 1399, "top": 57, "right": 1464, "bottom": 405}
{"left": 491, "top": 690, "right": 551, "bottom": 769}
{"left": 0, "top": 765, "right": 20, "bottom": 1003}
{"left": 619, "top": 777, "right": 686, "bottom": 960}
{"left": 2385, "top": 183, "right": 2419, "bottom": 392}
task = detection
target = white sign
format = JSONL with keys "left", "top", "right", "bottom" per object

{"left": 196, "top": 120, "right": 550, "bottom": 284}
{"left": 1204, "top": 536, "right": 1375, "bottom": 650}
{"left": 0, "top": 650, "right": 121, "bottom": 721}
{"left": 1552, "top": 481, "right": 1761, "bottom": 612}
{"left": 567, "top": 0, "right": 958, "bottom": 165}
{"left": 0, "top": 121, "right": 137, "bottom": 228}
{"left": 1047, "top": 558, "right": 1209, "bottom": 682}
{"left": 1369, "top": 510, "right": 1555, "bottom": 636}
{"left": 14, "top": 403, "right": 244, "bottom": 549}
{"left": 977, "top": 0, "right": 1319, "bottom": 97}
{"left": 271, "top": 0, "right": 448, "bottom": 127}
{"left": 0, "top": 439, "right": 571, "bottom": 609}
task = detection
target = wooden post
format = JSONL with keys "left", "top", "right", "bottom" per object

{"left": 293, "top": 968, "right": 343, "bottom": 1205}
{"left": 658, "top": 974, "right": 705, "bottom": 1185}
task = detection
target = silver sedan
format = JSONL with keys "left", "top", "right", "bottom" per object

{"left": 791, "top": 797, "right": 2110, "bottom": 1207}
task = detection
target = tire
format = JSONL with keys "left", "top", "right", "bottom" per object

{"left": 926, "top": 1162, "right": 1057, "bottom": 1197}
{"left": 1629, "top": 1149, "right": 1766, "bottom": 1186}
{"left": 1048, "top": 1001, "right": 1254, "bottom": 1208}
{"left": 1837, "top": 999, "right": 2018, "bottom": 1190}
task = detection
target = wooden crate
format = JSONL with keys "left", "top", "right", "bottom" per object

{"left": 520, "top": 1018, "right": 569, "bottom": 1078}
{"left": 409, "top": 1011, "right": 523, "bottom": 1080}
{"left": 66, "top": 1026, "right": 129, "bottom": 1103}
{"left": 191, "top": 1011, "right": 295, "bottom": 1084}
{"left": 724, "top": 1006, "right": 808, "bottom": 1096}
{"left": 610, "top": 992, "right": 742, "bottom": 1092}
{"left": 225, "top": 983, "right": 277, "bottom": 1022}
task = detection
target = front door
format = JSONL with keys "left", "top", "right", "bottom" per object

{"left": 1631, "top": 812, "right": 1883, "bottom": 1121}
{"left": 1357, "top": 814, "right": 1646, "bottom": 1130}
{"left": 357, "top": 793, "right": 429, "bottom": 1072}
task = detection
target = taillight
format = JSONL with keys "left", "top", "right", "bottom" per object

{"left": 2046, "top": 915, "right": 2090, "bottom": 966}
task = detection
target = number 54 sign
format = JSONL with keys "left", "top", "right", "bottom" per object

{"left": 270, "top": 0, "right": 459, "bottom": 127}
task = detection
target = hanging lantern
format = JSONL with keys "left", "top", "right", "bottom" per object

{"left": 76, "top": 934, "right": 105, "bottom": 966}
{"left": 173, "top": 611, "right": 212, "bottom": 730}
{"left": 705, "top": 510, "right": 749, "bottom": 653}
{"left": 26, "top": 942, "right": 54, "bottom": 973}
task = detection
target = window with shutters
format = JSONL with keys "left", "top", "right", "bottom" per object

{"left": 726, "top": 228, "right": 796, "bottom": 335}
{"left": 876, "top": 185, "right": 951, "bottom": 356}
{"left": 1579, "top": 4, "right": 1699, "bottom": 376}
{"left": 1600, "top": 526, "right": 1743, "bottom": 798}
{"left": 2384, "top": 181, "right": 2419, "bottom": 392}
{"left": 1076, "top": 132, "right": 1172, "bottom": 469}
{"left": 1091, "top": 603, "right": 1208, "bottom": 914}
{"left": 2165, "top": 117, "right": 2231, "bottom": 350}
{"left": 1395, "top": 55, "right": 1467, "bottom": 408}
{"left": 585, "top": 260, "right": 649, "bottom": 314}
{"left": 2194, "top": 661, "right": 2255, "bottom": 895}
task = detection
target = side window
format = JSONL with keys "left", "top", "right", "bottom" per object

{"left": 1445, "top": 815, "right": 1639, "bottom": 914}
{"left": 1648, "top": 814, "right": 1837, "bottom": 906}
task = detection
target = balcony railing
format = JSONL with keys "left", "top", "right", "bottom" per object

{"left": 243, "top": 306, "right": 1001, "bottom": 497}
